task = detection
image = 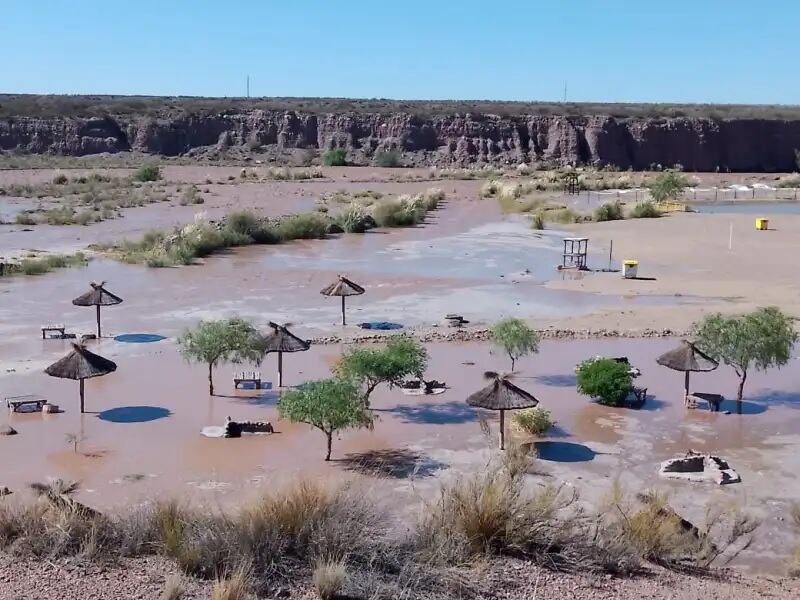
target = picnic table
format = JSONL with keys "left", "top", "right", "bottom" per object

{"left": 233, "top": 372, "right": 269, "bottom": 390}
{"left": 6, "top": 394, "right": 48, "bottom": 412}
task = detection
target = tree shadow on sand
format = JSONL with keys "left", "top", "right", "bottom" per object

{"left": 533, "top": 373, "right": 578, "bottom": 387}
{"left": 337, "top": 448, "right": 446, "bottom": 479}
{"left": 97, "top": 406, "right": 171, "bottom": 423}
{"left": 231, "top": 390, "right": 282, "bottom": 407}
{"left": 531, "top": 441, "right": 598, "bottom": 463}
{"left": 387, "top": 401, "right": 477, "bottom": 425}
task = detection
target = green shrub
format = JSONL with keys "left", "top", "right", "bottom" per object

{"left": 52, "top": 173, "right": 68, "bottom": 185}
{"left": 594, "top": 201, "right": 624, "bottom": 222}
{"left": 648, "top": 171, "right": 689, "bottom": 203}
{"left": 530, "top": 212, "right": 545, "bottom": 230}
{"left": 335, "top": 206, "right": 373, "bottom": 233}
{"left": 274, "top": 213, "right": 330, "bottom": 240}
{"left": 374, "top": 150, "right": 402, "bottom": 168}
{"left": 511, "top": 408, "right": 553, "bottom": 436}
{"left": 576, "top": 358, "right": 632, "bottom": 406}
{"left": 372, "top": 199, "right": 419, "bottom": 227}
{"left": 323, "top": 149, "right": 347, "bottom": 167}
{"left": 548, "top": 208, "right": 580, "bottom": 224}
{"left": 134, "top": 164, "right": 161, "bottom": 182}
{"left": 629, "top": 202, "right": 661, "bottom": 218}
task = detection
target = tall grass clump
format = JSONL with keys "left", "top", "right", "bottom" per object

{"left": 312, "top": 559, "right": 347, "bottom": 600}
{"left": 629, "top": 201, "right": 661, "bottom": 218}
{"left": 593, "top": 201, "right": 624, "bottom": 222}
{"left": 548, "top": 207, "right": 581, "bottom": 224}
{"left": 323, "top": 149, "right": 347, "bottom": 167}
{"left": 211, "top": 569, "right": 252, "bottom": 600}
{"left": 7, "top": 252, "right": 88, "bottom": 276}
{"left": 530, "top": 212, "right": 545, "bottom": 230}
{"left": 480, "top": 179, "right": 502, "bottom": 198}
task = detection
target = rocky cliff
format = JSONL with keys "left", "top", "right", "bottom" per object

{"left": 2, "top": 106, "right": 799, "bottom": 171}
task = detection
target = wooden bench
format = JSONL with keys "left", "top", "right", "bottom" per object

{"left": 6, "top": 394, "right": 48, "bottom": 413}
{"left": 42, "top": 325, "right": 76, "bottom": 340}
{"left": 687, "top": 392, "right": 724, "bottom": 412}
{"left": 233, "top": 372, "right": 264, "bottom": 390}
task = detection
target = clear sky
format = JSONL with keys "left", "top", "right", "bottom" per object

{"left": 1, "top": 1, "right": 796, "bottom": 104}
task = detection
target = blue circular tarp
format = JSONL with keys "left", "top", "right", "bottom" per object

{"left": 114, "top": 333, "right": 167, "bottom": 344}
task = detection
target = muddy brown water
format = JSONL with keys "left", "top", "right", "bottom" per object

{"left": 1, "top": 169, "right": 798, "bottom": 572}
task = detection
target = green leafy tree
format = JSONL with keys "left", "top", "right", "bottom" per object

{"left": 694, "top": 307, "right": 797, "bottom": 404}
{"left": 178, "top": 318, "right": 264, "bottom": 395}
{"left": 648, "top": 171, "right": 689, "bottom": 203}
{"left": 278, "top": 378, "right": 373, "bottom": 460}
{"left": 576, "top": 358, "right": 632, "bottom": 406}
{"left": 490, "top": 318, "right": 540, "bottom": 371}
{"left": 334, "top": 335, "right": 428, "bottom": 406}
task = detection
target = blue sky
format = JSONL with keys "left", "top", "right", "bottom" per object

{"left": 1, "top": 1, "right": 796, "bottom": 104}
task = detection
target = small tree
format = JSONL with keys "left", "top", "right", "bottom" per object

{"left": 648, "top": 171, "right": 689, "bottom": 203}
{"left": 278, "top": 378, "right": 372, "bottom": 460}
{"left": 694, "top": 307, "right": 797, "bottom": 404}
{"left": 334, "top": 335, "right": 428, "bottom": 406}
{"left": 178, "top": 318, "right": 264, "bottom": 395}
{"left": 490, "top": 318, "right": 540, "bottom": 371}
{"left": 576, "top": 358, "right": 632, "bottom": 407}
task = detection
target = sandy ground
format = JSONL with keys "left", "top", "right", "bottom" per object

{"left": 2, "top": 166, "right": 800, "bottom": 595}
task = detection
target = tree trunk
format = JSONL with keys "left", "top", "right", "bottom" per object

{"left": 510, "top": 356, "right": 516, "bottom": 371}
{"left": 325, "top": 430, "right": 333, "bottom": 461}
{"left": 363, "top": 381, "right": 379, "bottom": 407}
{"left": 96, "top": 305, "right": 102, "bottom": 338}
{"left": 79, "top": 378, "right": 85, "bottom": 413}
{"left": 208, "top": 363, "right": 214, "bottom": 396}
{"left": 278, "top": 351, "right": 283, "bottom": 387}
{"left": 736, "top": 369, "right": 747, "bottom": 412}
{"left": 341, "top": 296, "right": 346, "bottom": 326}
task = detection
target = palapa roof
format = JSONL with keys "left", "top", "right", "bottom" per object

{"left": 320, "top": 275, "right": 365, "bottom": 297}
{"left": 72, "top": 281, "right": 123, "bottom": 307}
{"left": 466, "top": 371, "right": 540, "bottom": 411}
{"left": 262, "top": 322, "right": 311, "bottom": 354}
{"left": 44, "top": 344, "right": 117, "bottom": 380}
{"left": 656, "top": 340, "right": 718, "bottom": 372}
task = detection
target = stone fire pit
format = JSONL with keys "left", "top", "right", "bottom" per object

{"left": 659, "top": 451, "right": 741, "bottom": 485}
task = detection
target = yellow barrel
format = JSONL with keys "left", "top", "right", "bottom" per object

{"left": 622, "top": 259, "right": 639, "bottom": 279}
{"left": 755, "top": 218, "right": 769, "bottom": 230}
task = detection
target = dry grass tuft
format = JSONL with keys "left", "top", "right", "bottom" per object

{"left": 312, "top": 558, "right": 347, "bottom": 600}
{"left": 159, "top": 575, "right": 185, "bottom": 600}
{"left": 211, "top": 568, "right": 252, "bottom": 600}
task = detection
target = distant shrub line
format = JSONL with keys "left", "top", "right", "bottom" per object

{"left": 1, "top": 252, "right": 88, "bottom": 276}
{"left": 95, "top": 187, "right": 446, "bottom": 268}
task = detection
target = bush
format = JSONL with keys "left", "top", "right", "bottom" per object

{"left": 593, "top": 201, "right": 624, "bottom": 222}
{"left": 52, "top": 173, "right": 68, "bottom": 185}
{"left": 312, "top": 559, "right": 347, "bottom": 600}
{"left": 548, "top": 208, "right": 580, "bottom": 224}
{"left": 511, "top": 408, "right": 553, "bottom": 436}
{"left": 335, "top": 206, "right": 374, "bottom": 233}
{"left": 323, "top": 149, "right": 347, "bottom": 167}
{"left": 629, "top": 202, "right": 661, "bottom": 218}
{"left": 134, "top": 164, "right": 161, "bottom": 182}
{"left": 274, "top": 213, "right": 330, "bottom": 240}
{"left": 648, "top": 171, "right": 689, "bottom": 203}
{"left": 480, "top": 180, "right": 501, "bottom": 198}
{"left": 576, "top": 358, "right": 632, "bottom": 406}
{"left": 374, "top": 150, "right": 402, "bottom": 168}
{"left": 530, "top": 212, "right": 545, "bottom": 230}
{"left": 14, "top": 212, "right": 37, "bottom": 225}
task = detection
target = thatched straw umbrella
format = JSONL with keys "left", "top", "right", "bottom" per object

{"left": 466, "top": 371, "right": 539, "bottom": 450}
{"left": 320, "top": 275, "right": 365, "bottom": 326}
{"left": 262, "top": 322, "right": 310, "bottom": 387}
{"left": 656, "top": 340, "right": 718, "bottom": 402}
{"left": 72, "top": 281, "right": 123, "bottom": 338}
{"left": 45, "top": 343, "right": 117, "bottom": 413}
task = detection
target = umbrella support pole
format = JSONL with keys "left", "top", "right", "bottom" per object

{"left": 96, "top": 305, "right": 101, "bottom": 338}
{"left": 499, "top": 410, "right": 505, "bottom": 450}
{"left": 684, "top": 371, "right": 690, "bottom": 406}
{"left": 278, "top": 351, "right": 283, "bottom": 388}
{"left": 79, "top": 379, "right": 85, "bottom": 413}
{"left": 341, "top": 296, "right": 346, "bottom": 326}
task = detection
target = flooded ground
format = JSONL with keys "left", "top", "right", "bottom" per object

{"left": 2, "top": 166, "right": 800, "bottom": 574}
{"left": 691, "top": 201, "right": 800, "bottom": 214}
{"left": 1, "top": 335, "right": 799, "bottom": 572}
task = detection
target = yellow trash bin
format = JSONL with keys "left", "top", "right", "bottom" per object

{"left": 623, "top": 259, "right": 639, "bottom": 279}
{"left": 755, "top": 218, "right": 769, "bottom": 230}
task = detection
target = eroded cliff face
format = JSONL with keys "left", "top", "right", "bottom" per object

{"left": 1, "top": 109, "right": 798, "bottom": 171}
